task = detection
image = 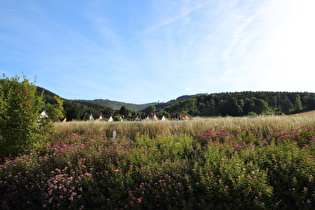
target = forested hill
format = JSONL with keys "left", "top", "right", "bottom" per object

{"left": 36, "top": 86, "right": 113, "bottom": 121}
{"left": 164, "top": 91, "right": 315, "bottom": 117}
{"left": 83, "top": 99, "right": 158, "bottom": 112}
{"left": 155, "top": 93, "right": 207, "bottom": 110}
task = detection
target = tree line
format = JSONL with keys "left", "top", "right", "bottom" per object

{"left": 164, "top": 91, "right": 315, "bottom": 116}
{"left": 36, "top": 84, "right": 315, "bottom": 119}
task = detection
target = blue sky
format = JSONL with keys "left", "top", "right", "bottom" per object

{"left": 1, "top": 0, "right": 315, "bottom": 104}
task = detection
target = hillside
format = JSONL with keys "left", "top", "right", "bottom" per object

{"left": 35, "top": 86, "right": 113, "bottom": 121}
{"left": 83, "top": 99, "right": 158, "bottom": 112}
{"left": 155, "top": 93, "right": 207, "bottom": 110}
{"left": 4, "top": 79, "right": 315, "bottom": 119}
{"left": 164, "top": 91, "right": 315, "bottom": 117}
{"left": 82, "top": 94, "right": 207, "bottom": 112}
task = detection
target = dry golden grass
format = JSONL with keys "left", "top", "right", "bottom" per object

{"left": 54, "top": 112, "right": 315, "bottom": 140}
{"left": 289, "top": 110, "right": 315, "bottom": 117}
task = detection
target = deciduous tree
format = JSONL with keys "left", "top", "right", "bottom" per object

{"left": 0, "top": 74, "right": 57, "bottom": 158}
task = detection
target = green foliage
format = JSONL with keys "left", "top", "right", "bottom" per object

{"left": 0, "top": 74, "right": 52, "bottom": 158}
{"left": 248, "top": 111, "right": 257, "bottom": 117}
{"left": 86, "top": 99, "right": 151, "bottom": 112}
{"left": 146, "top": 105, "right": 156, "bottom": 114}
{"left": 119, "top": 106, "right": 130, "bottom": 117}
{"left": 114, "top": 116, "right": 122, "bottom": 121}
{"left": 294, "top": 94, "right": 303, "bottom": 112}
{"left": 63, "top": 100, "right": 113, "bottom": 121}
{"left": 165, "top": 91, "right": 315, "bottom": 117}
{"left": 45, "top": 96, "right": 64, "bottom": 122}
{"left": 157, "top": 110, "right": 170, "bottom": 118}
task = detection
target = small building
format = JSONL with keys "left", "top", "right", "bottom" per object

{"left": 171, "top": 113, "right": 189, "bottom": 120}
{"left": 141, "top": 115, "right": 150, "bottom": 121}
{"left": 103, "top": 114, "right": 114, "bottom": 122}
{"left": 39, "top": 110, "right": 49, "bottom": 119}
{"left": 157, "top": 115, "right": 167, "bottom": 121}
{"left": 179, "top": 113, "right": 189, "bottom": 120}
{"left": 149, "top": 113, "right": 158, "bottom": 121}
{"left": 89, "top": 114, "right": 103, "bottom": 121}
{"left": 37, "top": 110, "right": 50, "bottom": 123}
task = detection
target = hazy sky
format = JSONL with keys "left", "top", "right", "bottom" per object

{"left": 1, "top": 0, "right": 315, "bottom": 104}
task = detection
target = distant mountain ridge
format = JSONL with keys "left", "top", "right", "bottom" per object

{"left": 17, "top": 82, "right": 315, "bottom": 118}
{"left": 33, "top": 84, "right": 206, "bottom": 112}
{"left": 82, "top": 99, "right": 159, "bottom": 112}
{"left": 83, "top": 94, "right": 206, "bottom": 112}
{"left": 155, "top": 93, "right": 207, "bottom": 110}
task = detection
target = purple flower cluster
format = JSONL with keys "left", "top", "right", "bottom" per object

{"left": 0, "top": 127, "right": 314, "bottom": 209}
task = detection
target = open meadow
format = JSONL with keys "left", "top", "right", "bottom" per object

{"left": 1, "top": 113, "right": 315, "bottom": 209}
{"left": 55, "top": 111, "right": 315, "bottom": 140}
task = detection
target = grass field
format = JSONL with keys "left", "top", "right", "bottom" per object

{"left": 54, "top": 111, "right": 315, "bottom": 139}
{"left": 1, "top": 112, "right": 315, "bottom": 209}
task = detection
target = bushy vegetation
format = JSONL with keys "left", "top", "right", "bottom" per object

{"left": 0, "top": 75, "right": 53, "bottom": 158}
{"left": 1, "top": 126, "right": 314, "bottom": 209}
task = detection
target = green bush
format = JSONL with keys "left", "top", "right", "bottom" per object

{"left": 0, "top": 74, "right": 55, "bottom": 158}
{"left": 248, "top": 111, "right": 257, "bottom": 117}
{"left": 114, "top": 116, "right": 122, "bottom": 121}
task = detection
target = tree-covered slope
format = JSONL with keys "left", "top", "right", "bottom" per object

{"left": 35, "top": 86, "right": 113, "bottom": 121}
{"left": 83, "top": 99, "right": 157, "bottom": 112}
{"left": 155, "top": 93, "right": 207, "bottom": 110}
{"left": 164, "top": 91, "right": 315, "bottom": 116}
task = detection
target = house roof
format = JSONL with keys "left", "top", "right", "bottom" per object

{"left": 90, "top": 114, "right": 103, "bottom": 120}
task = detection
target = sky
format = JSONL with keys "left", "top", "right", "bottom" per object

{"left": 1, "top": 0, "right": 315, "bottom": 104}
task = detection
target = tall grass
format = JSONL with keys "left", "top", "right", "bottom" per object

{"left": 55, "top": 114, "right": 315, "bottom": 140}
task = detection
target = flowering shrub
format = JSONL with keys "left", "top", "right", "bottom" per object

{"left": 0, "top": 126, "right": 314, "bottom": 209}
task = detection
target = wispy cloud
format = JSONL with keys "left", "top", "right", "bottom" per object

{"left": 1, "top": 0, "right": 314, "bottom": 103}
{"left": 141, "top": 1, "right": 210, "bottom": 36}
